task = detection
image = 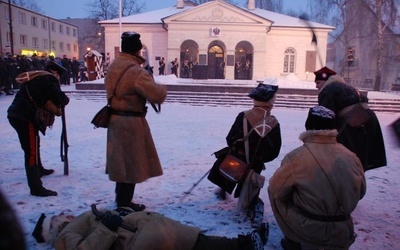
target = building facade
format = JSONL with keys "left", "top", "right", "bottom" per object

{"left": 0, "top": 0, "right": 79, "bottom": 58}
{"left": 330, "top": 0, "right": 400, "bottom": 91}
{"left": 99, "top": 0, "right": 334, "bottom": 81}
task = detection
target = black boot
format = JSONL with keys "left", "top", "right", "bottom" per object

{"left": 39, "top": 165, "right": 55, "bottom": 177}
{"left": 26, "top": 166, "right": 57, "bottom": 197}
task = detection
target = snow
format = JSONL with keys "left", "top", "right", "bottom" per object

{"left": 0, "top": 80, "right": 399, "bottom": 250}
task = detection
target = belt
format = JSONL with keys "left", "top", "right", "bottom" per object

{"left": 298, "top": 207, "right": 349, "bottom": 222}
{"left": 111, "top": 110, "right": 145, "bottom": 117}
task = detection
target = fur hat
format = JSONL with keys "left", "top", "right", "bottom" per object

{"left": 45, "top": 61, "right": 67, "bottom": 78}
{"left": 248, "top": 83, "right": 278, "bottom": 102}
{"left": 32, "top": 212, "right": 74, "bottom": 245}
{"left": 121, "top": 31, "right": 143, "bottom": 55}
{"left": 305, "top": 106, "right": 336, "bottom": 130}
{"left": 313, "top": 66, "right": 336, "bottom": 82}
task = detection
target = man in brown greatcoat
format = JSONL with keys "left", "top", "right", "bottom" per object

{"left": 105, "top": 32, "right": 166, "bottom": 211}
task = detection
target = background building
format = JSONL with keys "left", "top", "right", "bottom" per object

{"left": 61, "top": 18, "right": 105, "bottom": 61}
{"left": 329, "top": 0, "right": 400, "bottom": 91}
{"left": 99, "top": 0, "right": 334, "bottom": 81}
{"left": 0, "top": 0, "right": 78, "bottom": 58}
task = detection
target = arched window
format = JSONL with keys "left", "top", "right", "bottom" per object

{"left": 283, "top": 48, "right": 296, "bottom": 73}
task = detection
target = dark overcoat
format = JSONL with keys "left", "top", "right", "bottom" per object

{"left": 208, "top": 105, "right": 282, "bottom": 195}
{"left": 105, "top": 52, "right": 166, "bottom": 183}
{"left": 318, "top": 75, "right": 386, "bottom": 171}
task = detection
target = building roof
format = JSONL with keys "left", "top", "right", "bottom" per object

{"left": 99, "top": 3, "right": 334, "bottom": 30}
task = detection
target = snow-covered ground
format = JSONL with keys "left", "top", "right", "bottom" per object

{"left": 0, "top": 77, "right": 399, "bottom": 249}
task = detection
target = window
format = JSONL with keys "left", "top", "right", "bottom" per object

{"left": 51, "top": 40, "right": 56, "bottom": 50}
{"left": 59, "top": 24, "right": 63, "bottom": 34}
{"left": 283, "top": 48, "right": 296, "bottom": 73}
{"left": 18, "top": 12, "right": 26, "bottom": 24}
{"left": 6, "top": 31, "right": 10, "bottom": 43}
{"left": 41, "top": 19, "right": 47, "bottom": 29}
{"left": 20, "top": 35, "right": 27, "bottom": 46}
{"left": 59, "top": 42, "right": 64, "bottom": 51}
{"left": 43, "top": 38, "right": 48, "bottom": 49}
{"left": 73, "top": 44, "right": 78, "bottom": 53}
{"left": 73, "top": 28, "right": 77, "bottom": 37}
{"left": 67, "top": 43, "right": 71, "bottom": 52}
{"left": 4, "top": 7, "right": 9, "bottom": 20}
{"left": 32, "top": 37, "right": 39, "bottom": 48}
{"left": 66, "top": 27, "right": 70, "bottom": 35}
{"left": 31, "top": 16, "right": 38, "bottom": 27}
{"left": 51, "top": 22, "right": 56, "bottom": 32}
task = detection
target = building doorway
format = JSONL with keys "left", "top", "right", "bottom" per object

{"left": 180, "top": 40, "right": 199, "bottom": 78}
{"left": 235, "top": 41, "right": 254, "bottom": 80}
{"left": 207, "top": 41, "right": 225, "bottom": 79}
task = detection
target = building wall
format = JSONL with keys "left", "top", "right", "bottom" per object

{"left": 101, "top": 2, "right": 332, "bottom": 81}
{"left": 0, "top": 1, "right": 78, "bottom": 58}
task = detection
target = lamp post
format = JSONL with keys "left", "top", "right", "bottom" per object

{"left": 8, "top": 0, "right": 14, "bottom": 55}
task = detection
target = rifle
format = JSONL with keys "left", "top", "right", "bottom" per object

{"left": 90, "top": 204, "right": 137, "bottom": 232}
{"left": 299, "top": 14, "right": 323, "bottom": 68}
{"left": 179, "top": 168, "right": 212, "bottom": 202}
{"left": 60, "top": 107, "right": 69, "bottom": 175}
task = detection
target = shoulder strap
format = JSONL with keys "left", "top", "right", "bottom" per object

{"left": 304, "top": 144, "right": 349, "bottom": 217}
{"left": 107, "top": 64, "right": 134, "bottom": 105}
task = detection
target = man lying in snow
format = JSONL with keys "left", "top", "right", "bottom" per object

{"left": 32, "top": 204, "right": 269, "bottom": 250}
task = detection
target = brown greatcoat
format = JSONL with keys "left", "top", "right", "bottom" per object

{"left": 55, "top": 210, "right": 201, "bottom": 250}
{"left": 268, "top": 129, "right": 366, "bottom": 249}
{"left": 105, "top": 52, "right": 166, "bottom": 183}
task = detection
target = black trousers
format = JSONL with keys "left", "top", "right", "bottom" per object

{"left": 8, "top": 118, "right": 41, "bottom": 168}
{"left": 115, "top": 182, "right": 135, "bottom": 206}
{"left": 192, "top": 233, "right": 243, "bottom": 250}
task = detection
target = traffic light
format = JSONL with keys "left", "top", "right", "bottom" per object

{"left": 347, "top": 47, "right": 355, "bottom": 62}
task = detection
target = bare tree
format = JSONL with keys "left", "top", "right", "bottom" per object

{"left": 253, "top": 0, "right": 283, "bottom": 12}
{"left": 362, "top": 0, "right": 399, "bottom": 90}
{"left": 10, "top": 0, "right": 42, "bottom": 13}
{"left": 87, "top": 0, "right": 145, "bottom": 21}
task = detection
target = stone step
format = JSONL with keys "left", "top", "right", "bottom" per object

{"left": 65, "top": 90, "right": 400, "bottom": 113}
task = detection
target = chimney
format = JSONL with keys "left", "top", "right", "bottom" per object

{"left": 177, "top": 0, "right": 184, "bottom": 9}
{"left": 248, "top": 0, "right": 255, "bottom": 10}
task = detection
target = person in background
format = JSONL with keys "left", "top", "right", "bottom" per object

{"left": 158, "top": 57, "right": 165, "bottom": 75}
{"left": 313, "top": 66, "right": 386, "bottom": 171}
{"left": 61, "top": 55, "right": 71, "bottom": 85}
{"left": 0, "top": 56, "right": 7, "bottom": 95}
{"left": 7, "top": 61, "right": 70, "bottom": 197}
{"left": 208, "top": 83, "right": 282, "bottom": 227}
{"left": 105, "top": 32, "right": 166, "bottom": 211}
{"left": 171, "top": 57, "right": 179, "bottom": 77}
{"left": 32, "top": 206, "right": 269, "bottom": 250}
{"left": 269, "top": 106, "right": 366, "bottom": 250}
{"left": 70, "top": 57, "right": 80, "bottom": 83}
{"left": 5, "top": 54, "right": 18, "bottom": 95}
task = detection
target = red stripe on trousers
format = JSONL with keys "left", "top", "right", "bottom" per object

{"left": 28, "top": 123, "right": 37, "bottom": 167}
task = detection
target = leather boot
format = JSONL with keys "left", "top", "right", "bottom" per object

{"left": 26, "top": 166, "right": 57, "bottom": 197}
{"left": 39, "top": 165, "right": 55, "bottom": 177}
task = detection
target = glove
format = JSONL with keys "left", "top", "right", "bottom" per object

{"left": 101, "top": 215, "right": 122, "bottom": 231}
{"left": 144, "top": 65, "right": 154, "bottom": 75}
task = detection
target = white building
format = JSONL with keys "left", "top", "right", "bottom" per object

{"left": 99, "top": 0, "right": 334, "bottom": 81}
{"left": 0, "top": 0, "right": 79, "bottom": 58}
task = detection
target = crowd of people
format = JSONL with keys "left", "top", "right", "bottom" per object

{"left": 2, "top": 30, "right": 389, "bottom": 250}
{"left": 0, "top": 53, "right": 87, "bottom": 96}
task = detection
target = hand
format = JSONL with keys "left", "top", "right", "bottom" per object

{"left": 144, "top": 65, "right": 153, "bottom": 75}
{"left": 101, "top": 215, "right": 122, "bottom": 231}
